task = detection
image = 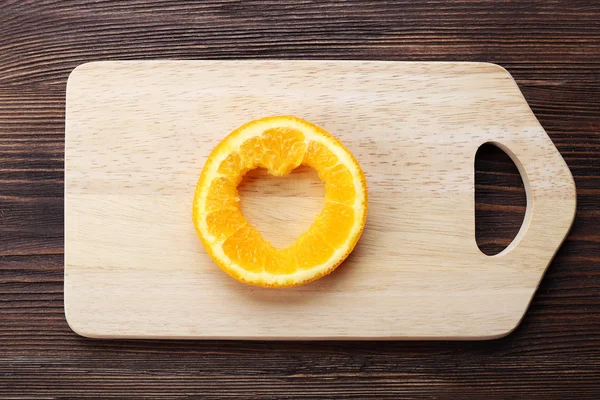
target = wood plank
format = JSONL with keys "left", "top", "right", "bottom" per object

{"left": 1, "top": 0, "right": 599, "bottom": 397}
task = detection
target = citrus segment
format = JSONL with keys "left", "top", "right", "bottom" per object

{"left": 221, "top": 225, "right": 272, "bottom": 274}
{"left": 313, "top": 202, "right": 355, "bottom": 248}
{"left": 303, "top": 141, "right": 338, "bottom": 171}
{"left": 269, "top": 249, "right": 298, "bottom": 275}
{"left": 205, "top": 208, "right": 247, "bottom": 242}
{"left": 217, "top": 153, "right": 245, "bottom": 182}
{"left": 289, "top": 230, "right": 336, "bottom": 270}
{"left": 239, "top": 136, "right": 264, "bottom": 170}
{"left": 323, "top": 165, "right": 356, "bottom": 205}
{"left": 204, "top": 177, "right": 238, "bottom": 212}
{"left": 260, "top": 127, "right": 307, "bottom": 176}
{"left": 193, "top": 116, "right": 368, "bottom": 288}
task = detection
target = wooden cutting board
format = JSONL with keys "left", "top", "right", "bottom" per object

{"left": 64, "top": 61, "right": 576, "bottom": 340}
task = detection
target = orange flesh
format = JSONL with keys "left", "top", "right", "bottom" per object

{"left": 193, "top": 116, "right": 367, "bottom": 288}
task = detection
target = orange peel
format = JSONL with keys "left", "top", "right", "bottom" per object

{"left": 193, "top": 116, "right": 367, "bottom": 287}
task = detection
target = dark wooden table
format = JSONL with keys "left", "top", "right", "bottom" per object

{"left": 1, "top": 1, "right": 599, "bottom": 398}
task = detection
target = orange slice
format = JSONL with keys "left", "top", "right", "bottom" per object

{"left": 193, "top": 116, "right": 368, "bottom": 287}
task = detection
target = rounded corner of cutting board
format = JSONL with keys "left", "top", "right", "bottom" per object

{"left": 63, "top": 301, "right": 96, "bottom": 339}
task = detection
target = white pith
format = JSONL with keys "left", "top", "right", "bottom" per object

{"left": 194, "top": 117, "right": 367, "bottom": 286}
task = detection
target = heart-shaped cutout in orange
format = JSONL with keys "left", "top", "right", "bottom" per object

{"left": 193, "top": 116, "right": 368, "bottom": 288}
{"left": 238, "top": 166, "right": 325, "bottom": 250}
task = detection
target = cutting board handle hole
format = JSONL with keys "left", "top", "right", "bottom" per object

{"left": 475, "top": 143, "right": 526, "bottom": 256}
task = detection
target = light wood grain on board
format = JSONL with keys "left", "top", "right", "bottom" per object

{"left": 64, "top": 61, "right": 576, "bottom": 340}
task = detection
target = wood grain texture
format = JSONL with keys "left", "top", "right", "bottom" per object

{"left": 64, "top": 60, "right": 575, "bottom": 340}
{"left": 1, "top": 0, "right": 599, "bottom": 397}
